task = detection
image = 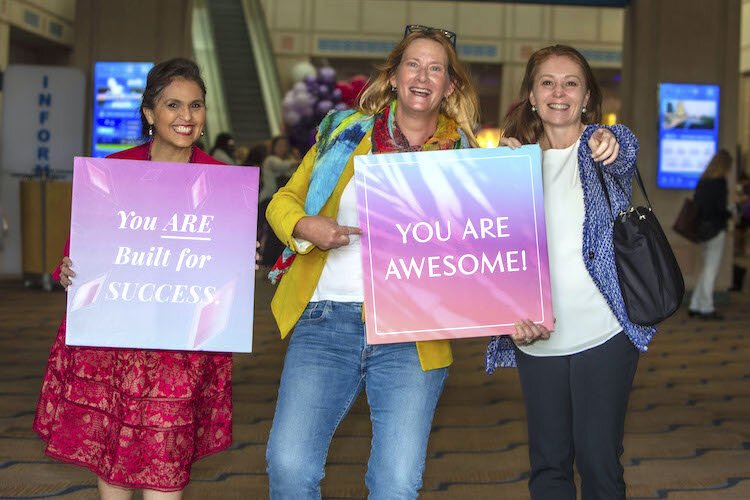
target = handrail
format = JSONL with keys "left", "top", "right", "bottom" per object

{"left": 241, "top": 0, "right": 282, "bottom": 137}
{"left": 191, "top": 0, "right": 232, "bottom": 141}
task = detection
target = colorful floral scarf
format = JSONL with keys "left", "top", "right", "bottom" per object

{"left": 372, "top": 100, "right": 461, "bottom": 153}
{"left": 268, "top": 102, "right": 463, "bottom": 284}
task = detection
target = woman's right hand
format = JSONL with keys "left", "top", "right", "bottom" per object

{"left": 500, "top": 137, "right": 522, "bottom": 149}
{"left": 510, "top": 318, "right": 550, "bottom": 346}
{"left": 59, "top": 256, "right": 76, "bottom": 290}
{"left": 293, "top": 215, "right": 362, "bottom": 250}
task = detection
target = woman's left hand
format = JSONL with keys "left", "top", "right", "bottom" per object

{"left": 510, "top": 319, "right": 551, "bottom": 346}
{"left": 588, "top": 127, "right": 620, "bottom": 166}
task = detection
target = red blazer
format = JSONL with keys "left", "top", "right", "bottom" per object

{"left": 53, "top": 143, "right": 223, "bottom": 279}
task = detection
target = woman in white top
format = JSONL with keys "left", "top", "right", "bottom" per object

{"left": 209, "top": 132, "right": 236, "bottom": 165}
{"left": 486, "top": 45, "right": 650, "bottom": 500}
{"left": 260, "top": 135, "right": 298, "bottom": 202}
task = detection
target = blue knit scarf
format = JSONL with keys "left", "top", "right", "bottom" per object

{"left": 268, "top": 110, "right": 375, "bottom": 284}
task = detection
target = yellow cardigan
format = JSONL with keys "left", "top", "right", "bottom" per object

{"left": 265, "top": 130, "right": 453, "bottom": 371}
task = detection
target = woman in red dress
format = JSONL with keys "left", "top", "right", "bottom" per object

{"left": 34, "top": 58, "right": 232, "bottom": 499}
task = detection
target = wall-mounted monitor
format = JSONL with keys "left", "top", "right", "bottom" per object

{"left": 91, "top": 61, "right": 153, "bottom": 158}
{"left": 657, "top": 83, "right": 720, "bottom": 189}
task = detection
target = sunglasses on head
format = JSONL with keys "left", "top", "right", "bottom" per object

{"left": 403, "top": 24, "right": 457, "bottom": 48}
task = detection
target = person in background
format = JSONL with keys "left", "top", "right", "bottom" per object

{"left": 264, "top": 25, "right": 479, "bottom": 499}
{"left": 259, "top": 135, "right": 298, "bottom": 202}
{"left": 34, "top": 58, "right": 233, "bottom": 499}
{"left": 243, "top": 141, "right": 272, "bottom": 258}
{"left": 210, "top": 132, "right": 237, "bottom": 165}
{"left": 689, "top": 149, "right": 733, "bottom": 319}
{"left": 243, "top": 141, "right": 269, "bottom": 183}
{"left": 259, "top": 135, "right": 299, "bottom": 266}
{"left": 234, "top": 144, "right": 250, "bottom": 166}
{"left": 485, "top": 44, "right": 650, "bottom": 500}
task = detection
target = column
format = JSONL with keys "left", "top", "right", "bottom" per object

{"left": 620, "top": 0, "right": 741, "bottom": 292}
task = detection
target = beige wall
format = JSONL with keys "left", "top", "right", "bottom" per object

{"left": 622, "top": 0, "right": 741, "bottom": 291}
{"left": 741, "top": 0, "right": 750, "bottom": 71}
{"left": 24, "top": 0, "right": 76, "bottom": 22}
{"left": 0, "top": 0, "right": 194, "bottom": 276}
{"left": 738, "top": 0, "right": 750, "bottom": 170}
{"left": 0, "top": 20, "right": 9, "bottom": 122}
{"left": 260, "top": 0, "right": 625, "bottom": 121}
{"left": 0, "top": 0, "right": 195, "bottom": 157}
{"left": 70, "top": 0, "right": 193, "bottom": 69}
{"left": 69, "top": 0, "right": 194, "bottom": 153}
{"left": 0, "top": 0, "right": 76, "bottom": 127}
{"left": 0, "top": 0, "right": 76, "bottom": 45}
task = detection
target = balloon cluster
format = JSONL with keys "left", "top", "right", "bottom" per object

{"left": 334, "top": 74, "right": 367, "bottom": 108}
{"left": 282, "top": 62, "right": 368, "bottom": 155}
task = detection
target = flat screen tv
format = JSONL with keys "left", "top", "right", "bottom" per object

{"left": 91, "top": 61, "right": 154, "bottom": 158}
{"left": 657, "top": 82, "right": 720, "bottom": 189}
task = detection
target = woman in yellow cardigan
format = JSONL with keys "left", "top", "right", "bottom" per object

{"left": 264, "top": 26, "right": 479, "bottom": 499}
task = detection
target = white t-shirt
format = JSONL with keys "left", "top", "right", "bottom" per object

{"left": 310, "top": 179, "right": 364, "bottom": 302}
{"left": 519, "top": 139, "right": 621, "bottom": 357}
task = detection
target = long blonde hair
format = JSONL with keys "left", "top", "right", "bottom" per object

{"left": 356, "top": 31, "right": 479, "bottom": 147}
{"left": 700, "top": 149, "right": 732, "bottom": 180}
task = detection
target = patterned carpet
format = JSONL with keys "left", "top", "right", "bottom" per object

{"left": 1, "top": 276, "right": 749, "bottom": 499}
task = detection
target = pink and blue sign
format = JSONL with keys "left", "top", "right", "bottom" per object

{"left": 354, "top": 145, "right": 552, "bottom": 344}
{"left": 66, "top": 157, "right": 259, "bottom": 352}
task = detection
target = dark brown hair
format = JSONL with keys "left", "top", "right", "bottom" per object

{"left": 140, "top": 58, "right": 207, "bottom": 137}
{"left": 503, "top": 45, "right": 602, "bottom": 144}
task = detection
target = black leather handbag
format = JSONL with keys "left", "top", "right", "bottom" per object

{"left": 595, "top": 165, "right": 685, "bottom": 326}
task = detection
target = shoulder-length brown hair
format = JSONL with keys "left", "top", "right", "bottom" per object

{"left": 356, "top": 31, "right": 479, "bottom": 147}
{"left": 700, "top": 149, "right": 732, "bottom": 180}
{"left": 503, "top": 45, "right": 602, "bottom": 145}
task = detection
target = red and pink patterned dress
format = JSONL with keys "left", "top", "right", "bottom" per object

{"left": 33, "top": 143, "right": 233, "bottom": 492}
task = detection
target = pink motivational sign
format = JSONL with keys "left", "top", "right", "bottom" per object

{"left": 66, "top": 157, "right": 258, "bottom": 352}
{"left": 354, "top": 145, "right": 552, "bottom": 344}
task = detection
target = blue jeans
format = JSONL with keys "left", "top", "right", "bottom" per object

{"left": 266, "top": 301, "right": 448, "bottom": 500}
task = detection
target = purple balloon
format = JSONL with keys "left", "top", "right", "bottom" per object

{"left": 283, "top": 109, "right": 301, "bottom": 127}
{"left": 331, "top": 87, "right": 343, "bottom": 103}
{"left": 318, "top": 84, "right": 330, "bottom": 98}
{"left": 315, "top": 99, "right": 334, "bottom": 117}
{"left": 291, "top": 93, "right": 311, "bottom": 110}
{"left": 304, "top": 74, "right": 317, "bottom": 86}
{"left": 334, "top": 102, "right": 348, "bottom": 111}
{"left": 318, "top": 66, "right": 336, "bottom": 84}
{"left": 306, "top": 80, "right": 319, "bottom": 94}
{"left": 282, "top": 92, "right": 295, "bottom": 110}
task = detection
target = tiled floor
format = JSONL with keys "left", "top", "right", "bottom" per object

{"left": 1, "top": 276, "right": 749, "bottom": 499}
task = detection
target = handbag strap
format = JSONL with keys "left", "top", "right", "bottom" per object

{"left": 594, "top": 163, "right": 653, "bottom": 221}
